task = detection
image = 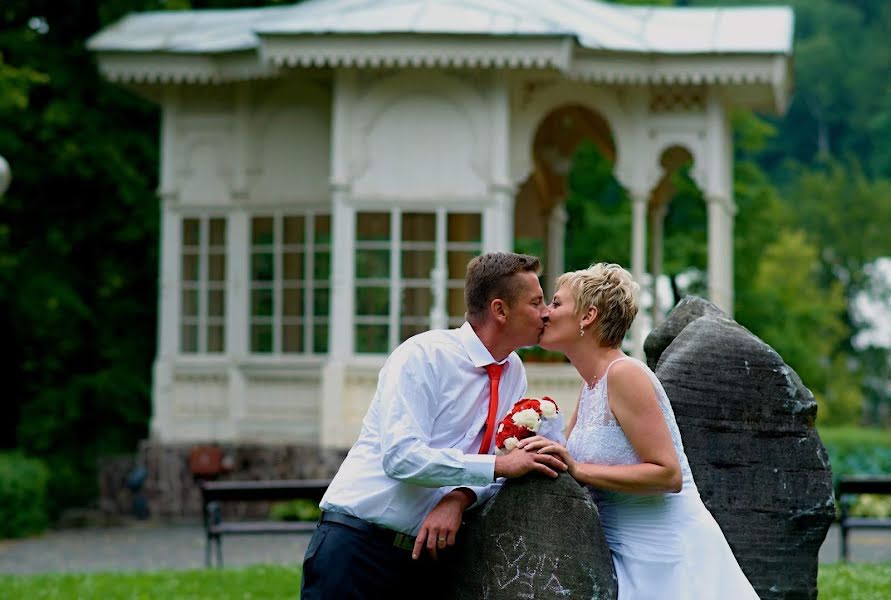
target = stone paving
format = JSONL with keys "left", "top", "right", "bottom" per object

{"left": 0, "top": 522, "right": 887, "bottom": 575}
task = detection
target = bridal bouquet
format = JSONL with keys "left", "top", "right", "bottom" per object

{"left": 495, "top": 397, "right": 560, "bottom": 455}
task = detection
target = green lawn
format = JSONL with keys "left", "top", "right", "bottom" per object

{"left": 0, "top": 563, "right": 889, "bottom": 599}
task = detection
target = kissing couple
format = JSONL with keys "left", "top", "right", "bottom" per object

{"left": 302, "top": 252, "right": 758, "bottom": 600}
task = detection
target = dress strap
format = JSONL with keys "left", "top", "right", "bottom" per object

{"left": 602, "top": 356, "right": 633, "bottom": 380}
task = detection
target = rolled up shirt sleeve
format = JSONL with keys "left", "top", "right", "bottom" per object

{"left": 378, "top": 346, "right": 496, "bottom": 488}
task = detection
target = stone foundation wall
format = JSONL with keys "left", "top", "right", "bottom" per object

{"left": 98, "top": 440, "right": 347, "bottom": 520}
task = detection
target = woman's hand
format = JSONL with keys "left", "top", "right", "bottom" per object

{"left": 516, "top": 436, "right": 577, "bottom": 478}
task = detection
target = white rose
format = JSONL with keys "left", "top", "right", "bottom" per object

{"left": 503, "top": 436, "right": 520, "bottom": 452}
{"left": 539, "top": 399, "right": 558, "bottom": 419}
{"left": 511, "top": 408, "right": 541, "bottom": 432}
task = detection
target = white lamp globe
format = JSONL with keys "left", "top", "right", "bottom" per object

{"left": 0, "top": 155, "right": 10, "bottom": 197}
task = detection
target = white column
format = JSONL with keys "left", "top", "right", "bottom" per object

{"left": 321, "top": 69, "right": 356, "bottom": 447}
{"left": 706, "top": 194, "right": 735, "bottom": 316}
{"left": 649, "top": 204, "right": 667, "bottom": 325}
{"left": 152, "top": 203, "right": 180, "bottom": 440}
{"left": 429, "top": 207, "right": 448, "bottom": 330}
{"left": 630, "top": 191, "right": 648, "bottom": 359}
{"left": 546, "top": 203, "right": 568, "bottom": 298}
{"left": 152, "top": 87, "right": 181, "bottom": 441}
{"left": 485, "top": 72, "right": 514, "bottom": 253}
{"left": 703, "top": 90, "right": 735, "bottom": 317}
{"left": 226, "top": 211, "right": 249, "bottom": 439}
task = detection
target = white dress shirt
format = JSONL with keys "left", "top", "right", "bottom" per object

{"left": 319, "top": 322, "right": 527, "bottom": 536}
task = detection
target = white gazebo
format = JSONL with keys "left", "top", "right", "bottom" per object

{"left": 89, "top": 0, "right": 793, "bottom": 450}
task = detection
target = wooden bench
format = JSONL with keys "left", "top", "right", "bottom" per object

{"left": 837, "top": 475, "right": 891, "bottom": 562}
{"left": 200, "top": 479, "right": 331, "bottom": 568}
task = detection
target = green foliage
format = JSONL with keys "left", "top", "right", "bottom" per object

{"left": 0, "top": 452, "right": 49, "bottom": 538}
{"left": 819, "top": 425, "right": 891, "bottom": 481}
{"left": 0, "top": 565, "right": 302, "bottom": 599}
{"left": 0, "top": 1, "right": 161, "bottom": 513}
{"left": 564, "top": 140, "right": 630, "bottom": 270}
{"left": 818, "top": 563, "right": 891, "bottom": 600}
{"left": 268, "top": 499, "right": 322, "bottom": 522}
{"left": 736, "top": 229, "right": 854, "bottom": 421}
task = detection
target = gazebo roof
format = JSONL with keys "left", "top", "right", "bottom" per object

{"left": 89, "top": 0, "right": 793, "bottom": 55}
{"left": 87, "top": 0, "right": 793, "bottom": 112}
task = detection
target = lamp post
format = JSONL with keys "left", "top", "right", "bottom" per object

{"left": 0, "top": 154, "right": 10, "bottom": 197}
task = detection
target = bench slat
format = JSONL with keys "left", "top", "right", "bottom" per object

{"left": 841, "top": 517, "right": 891, "bottom": 529}
{"left": 837, "top": 476, "right": 891, "bottom": 496}
{"left": 200, "top": 479, "right": 331, "bottom": 503}
{"left": 209, "top": 521, "right": 317, "bottom": 535}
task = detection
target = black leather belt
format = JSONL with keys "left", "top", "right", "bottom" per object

{"left": 320, "top": 511, "right": 416, "bottom": 552}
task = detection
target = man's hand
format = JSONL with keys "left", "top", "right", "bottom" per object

{"left": 516, "top": 436, "right": 577, "bottom": 478}
{"left": 494, "top": 446, "right": 568, "bottom": 479}
{"left": 412, "top": 488, "right": 475, "bottom": 561}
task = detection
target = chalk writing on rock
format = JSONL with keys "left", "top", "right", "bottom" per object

{"left": 490, "top": 532, "right": 573, "bottom": 598}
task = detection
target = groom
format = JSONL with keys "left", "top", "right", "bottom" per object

{"left": 301, "top": 252, "right": 567, "bottom": 599}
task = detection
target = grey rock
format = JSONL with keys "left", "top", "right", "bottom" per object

{"left": 647, "top": 297, "right": 835, "bottom": 600}
{"left": 447, "top": 472, "right": 617, "bottom": 600}
{"left": 644, "top": 295, "right": 726, "bottom": 370}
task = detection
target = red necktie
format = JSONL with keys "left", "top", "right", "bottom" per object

{"left": 478, "top": 363, "right": 504, "bottom": 454}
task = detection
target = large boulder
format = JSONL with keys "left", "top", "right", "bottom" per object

{"left": 447, "top": 472, "right": 617, "bottom": 599}
{"left": 648, "top": 296, "right": 835, "bottom": 600}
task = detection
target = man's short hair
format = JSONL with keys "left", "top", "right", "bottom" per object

{"left": 465, "top": 252, "right": 541, "bottom": 323}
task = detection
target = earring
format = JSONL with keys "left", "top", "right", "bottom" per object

{"left": 579, "top": 323, "right": 585, "bottom": 337}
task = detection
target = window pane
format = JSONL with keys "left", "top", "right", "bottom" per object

{"left": 448, "top": 213, "right": 481, "bottom": 242}
{"left": 403, "top": 212, "right": 435, "bottom": 242}
{"left": 313, "top": 322, "right": 329, "bottom": 354}
{"left": 402, "top": 250, "right": 435, "bottom": 279}
{"left": 448, "top": 287, "right": 465, "bottom": 318}
{"left": 402, "top": 286, "right": 432, "bottom": 317}
{"left": 355, "top": 249, "right": 390, "bottom": 278}
{"left": 251, "top": 288, "right": 273, "bottom": 317}
{"left": 252, "top": 216, "right": 274, "bottom": 246}
{"left": 251, "top": 253, "right": 274, "bottom": 282}
{"left": 283, "top": 252, "right": 304, "bottom": 280}
{"left": 283, "top": 288, "right": 302, "bottom": 317}
{"left": 400, "top": 323, "right": 428, "bottom": 342}
{"left": 355, "top": 324, "right": 389, "bottom": 353}
{"left": 315, "top": 214, "right": 331, "bottom": 244}
{"left": 209, "top": 218, "right": 226, "bottom": 246}
{"left": 181, "top": 324, "right": 198, "bottom": 353}
{"left": 207, "top": 325, "right": 225, "bottom": 353}
{"left": 356, "top": 287, "right": 389, "bottom": 315}
{"left": 208, "top": 253, "right": 226, "bottom": 281}
{"left": 314, "top": 251, "right": 330, "bottom": 281}
{"left": 313, "top": 287, "right": 330, "bottom": 318}
{"left": 357, "top": 212, "right": 390, "bottom": 241}
{"left": 182, "top": 254, "right": 200, "bottom": 282}
{"left": 208, "top": 290, "right": 225, "bottom": 317}
{"left": 282, "top": 324, "right": 303, "bottom": 353}
{"left": 251, "top": 324, "right": 273, "bottom": 353}
{"left": 447, "top": 250, "right": 478, "bottom": 280}
{"left": 183, "top": 218, "right": 200, "bottom": 247}
{"left": 182, "top": 289, "right": 199, "bottom": 317}
{"left": 283, "top": 216, "right": 305, "bottom": 245}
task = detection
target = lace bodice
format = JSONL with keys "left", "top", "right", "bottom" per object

{"left": 566, "top": 357, "right": 693, "bottom": 483}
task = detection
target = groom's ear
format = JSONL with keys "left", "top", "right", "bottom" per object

{"left": 490, "top": 298, "right": 509, "bottom": 324}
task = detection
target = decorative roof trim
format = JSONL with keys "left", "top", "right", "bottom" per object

{"left": 568, "top": 53, "right": 788, "bottom": 86}
{"left": 95, "top": 50, "right": 279, "bottom": 85}
{"left": 259, "top": 34, "right": 574, "bottom": 70}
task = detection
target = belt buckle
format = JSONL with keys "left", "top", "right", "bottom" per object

{"left": 392, "top": 531, "right": 415, "bottom": 551}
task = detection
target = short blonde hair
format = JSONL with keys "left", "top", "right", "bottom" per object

{"left": 555, "top": 263, "right": 639, "bottom": 348}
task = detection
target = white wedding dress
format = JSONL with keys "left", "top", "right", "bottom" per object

{"left": 566, "top": 357, "right": 759, "bottom": 599}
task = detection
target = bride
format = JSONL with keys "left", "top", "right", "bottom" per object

{"left": 517, "top": 263, "right": 758, "bottom": 599}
